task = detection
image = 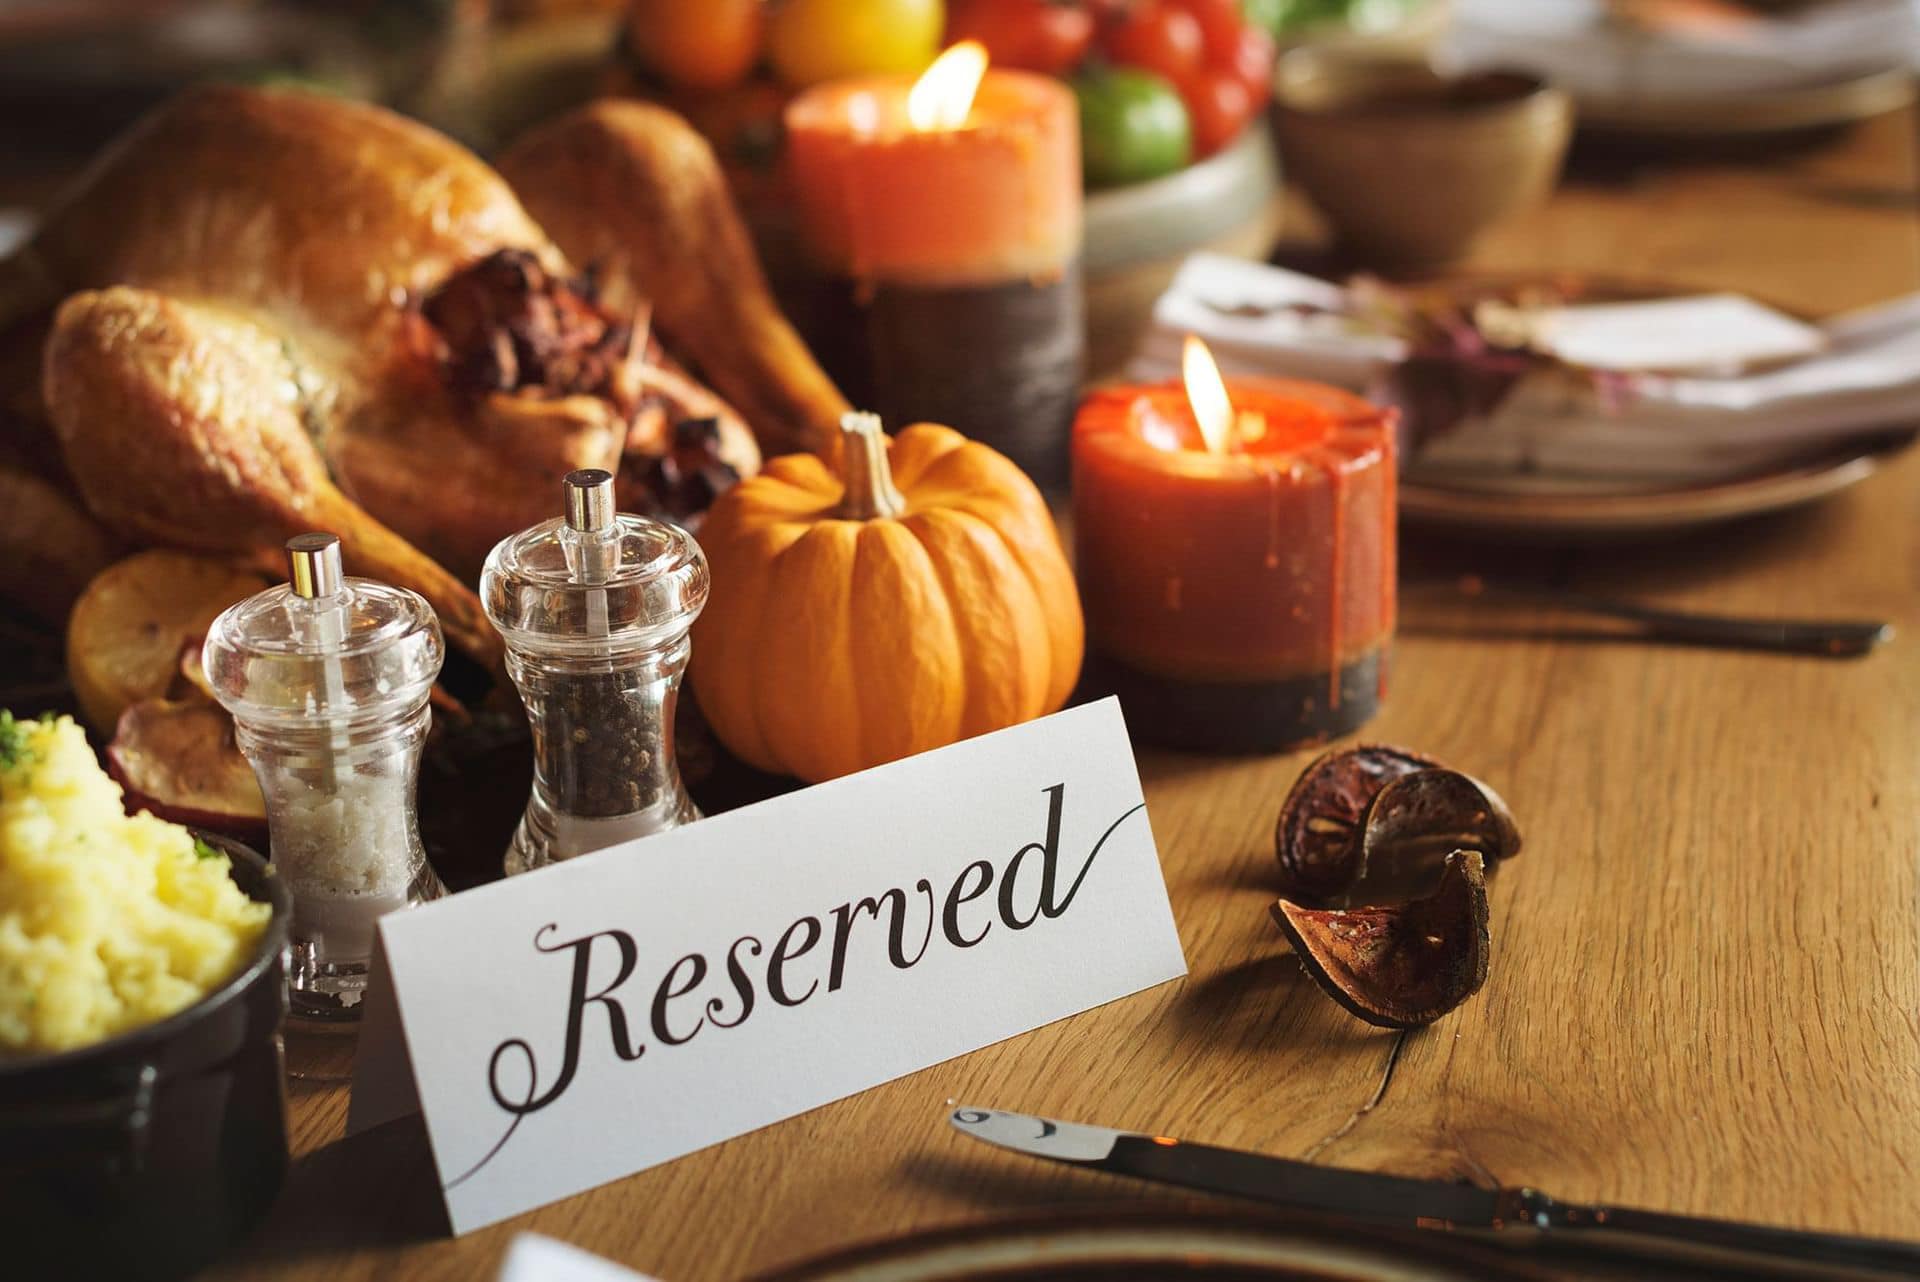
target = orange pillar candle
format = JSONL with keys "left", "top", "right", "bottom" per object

{"left": 784, "top": 43, "right": 1083, "bottom": 485}
{"left": 1072, "top": 338, "right": 1397, "bottom": 752}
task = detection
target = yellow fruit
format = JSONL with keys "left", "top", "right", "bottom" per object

{"left": 66, "top": 550, "right": 268, "bottom": 735}
{"left": 766, "top": 0, "right": 944, "bottom": 89}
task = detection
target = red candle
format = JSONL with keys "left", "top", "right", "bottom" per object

{"left": 783, "top": 49, "right": 1080, "bottom": 286}
{"left": 1072, "top": 338, "right": 1396, "bottom": 751}
{"left": 781, "top": 42, "right": 1084, "bottom": 485}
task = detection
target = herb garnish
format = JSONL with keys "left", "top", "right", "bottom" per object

{"left": 193, "top": 837, "right": 225, "bottom": 862}
{"left": 0, "top": 710, "right": 50, "bottom": 771}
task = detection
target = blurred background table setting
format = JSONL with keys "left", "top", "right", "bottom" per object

{"left": 1442, "top": 0, "right": 1920, "bottom": 139}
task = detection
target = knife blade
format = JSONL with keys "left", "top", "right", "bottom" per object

{"left": 948, "top": 1106, "right": 1920, "bottom": 1280}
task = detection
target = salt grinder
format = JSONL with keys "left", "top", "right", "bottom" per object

{"left": 204, "top": 533, "right": 446, "bottom": 1019}
{"left": 482, "top": 469, "right": 710, "bottom": 875}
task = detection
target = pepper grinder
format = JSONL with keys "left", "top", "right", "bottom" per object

{"left": 482, "top": 469, "right": 711, "bottom": 875}
{"left": 204, "top": 534, "right": 447, "bottom": 1020}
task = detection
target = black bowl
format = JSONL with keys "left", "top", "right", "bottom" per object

{"left": 0, "top": 835, "right": 291, "bottom": 1282}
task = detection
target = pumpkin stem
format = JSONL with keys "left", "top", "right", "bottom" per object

{"left": 837, "top": 411, "right": 907, "bottom": 521}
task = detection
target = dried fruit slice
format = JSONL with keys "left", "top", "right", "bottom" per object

{"left": 174, "top": 636, "right": 217, "bottom": 703}
{"left": 1350, "top": 769, "right": 1523, "bottom": 904}
{"left": 106, "top": 697, "right": 267, "bottom": 842}
{"left": 1271, "top": 850, "right": 1490, "bottom": 1029}
{"left": 1274, "top": 743, "right": 1439, "bottom": 904}
{"left": 67, "top": 550, "right": 268, "bottom": 734}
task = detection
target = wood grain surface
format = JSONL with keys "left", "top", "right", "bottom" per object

{"left": 214, "top": 111, "right": 1920, "bottom": 1281}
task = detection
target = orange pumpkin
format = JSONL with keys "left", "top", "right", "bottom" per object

{"left": 692, "top": 413, "right": 1083, "bottom": 782}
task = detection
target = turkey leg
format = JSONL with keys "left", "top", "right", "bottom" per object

{"left": 43, "top": 286, "right": 502, "bottom": 669}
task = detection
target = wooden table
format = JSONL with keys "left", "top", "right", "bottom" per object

{"left": 220, "top": 111, "right": 1920, "bottom": 1281}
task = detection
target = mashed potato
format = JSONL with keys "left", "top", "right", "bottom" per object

{"left": 0, "top": 712, "right": 271, "bottom": 1056}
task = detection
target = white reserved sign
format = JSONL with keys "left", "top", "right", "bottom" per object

{"left": 348, "top": 698, "right": 1186, "bottom": 1233}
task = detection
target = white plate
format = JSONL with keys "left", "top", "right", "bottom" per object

{"left": 1576, "top": 65, "right": 1916, "bottom": 139}
{"left": 1400, "top": 434, "right": 1913, "bottom": 542}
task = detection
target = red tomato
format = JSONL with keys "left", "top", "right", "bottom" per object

{"left": 1168, "top": 0, "right": 1244, "bottom": 61}
{"left": 1224, "top": 22, "right": 1276, "bottom": 102}
{"left": 1102, "top": 1, "right": 1204, "bottom": 85}
{"left": 1183, "top": 66, "right": 1255, "bottom": 156}
{"left": 946, "top": 0, "right": 1095, "bottom": 76}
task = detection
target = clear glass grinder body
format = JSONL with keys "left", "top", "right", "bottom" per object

{"left": 203, "top": 533, "right": 447, "bottom": 1020}
{"left": 482, "top": 469, "right": 711, "bottom": 875}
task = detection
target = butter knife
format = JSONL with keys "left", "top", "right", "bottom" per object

{"left": 949, "top": 1106, "right": 1920, "bottom": 1279}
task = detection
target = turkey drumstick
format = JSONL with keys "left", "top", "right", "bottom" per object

{"left": 45, "top": 286, "right": 502, "bottom": 669}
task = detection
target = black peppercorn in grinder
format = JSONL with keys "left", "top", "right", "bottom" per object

{"left": 480, "top": 469, "right": 711, "bottom": 875}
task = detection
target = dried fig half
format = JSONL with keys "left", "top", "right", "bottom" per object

{"left": 1274, "top": 743, "right": 1439, "bottom": 903}
{"left": 1271, "top": 850, "right": 1491, "bottom": 1029}
{"left": 1348, "top": 769, "right": 1522, "bottom": 905}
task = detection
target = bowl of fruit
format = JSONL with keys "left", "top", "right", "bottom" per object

{"left": 946, "top": 0, "right": 1286, "bottom": 375}
{"left": 611, "top": 0, "right": 1291, "bottom": 377}
{"left": 1258, "top": 0, "right": 1447, "bottom": 56}
{"left": 610, "top": 0, "right": 948, "bottom": 222}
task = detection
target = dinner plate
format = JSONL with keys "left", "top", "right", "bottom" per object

{"left": 1399, "top": 432, "right": 1913, "bottom": 543}
{"left": 753, "top": 1209, "right": 1544, "bottom": 1282}
{"left": 1385, "top": 270, "right": 1916, "bottom": 542}
{"left": 1575, "top": 64, "right": 1916, "bottom": 140}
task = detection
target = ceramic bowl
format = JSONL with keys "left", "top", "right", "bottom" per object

{"left": 0, "top": 836, "right": 291, "bottom": 1282}
{"left": 1271, "top": 52, "right": 1572, "bottom": 268}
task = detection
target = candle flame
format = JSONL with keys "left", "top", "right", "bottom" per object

{"left": 908, "top": 41, "right": 989, "bottom": 131}
{"left": 1182, "top": 335, "right": 1235, "bottom": 455}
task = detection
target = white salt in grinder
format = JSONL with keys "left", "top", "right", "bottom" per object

{"left": 204, "top": 533, "right": 447, "bottom": 1019}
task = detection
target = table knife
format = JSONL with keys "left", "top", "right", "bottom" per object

{"left": 948, "top": 1106, "right": 1920, "bottom": 1280}
{"left": 1424, "top": 578, "right": 1895, "bottom": 658}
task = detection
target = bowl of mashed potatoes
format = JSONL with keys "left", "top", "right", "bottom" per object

{"left": 0, "top": 712, "right": 292, "bottom": 1282}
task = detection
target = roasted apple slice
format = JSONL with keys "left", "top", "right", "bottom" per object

{"left": 106, "top": 697, "right": 267, "bottom": 843}
{"left": 1272, "top": 850, "right": 1491, "bottom": 1029}
{"left": 174, "top": 636, "right": 216, "bottom": 703}
{"left": 66, "top": 550, "right": 267, "bottom": 735}
{"left": 1273, "top": 743, "right": 1439, "bottom": 904}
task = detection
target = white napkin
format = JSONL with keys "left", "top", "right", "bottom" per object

{"left": 497, "top": 1234, "right": 664, "bottom": 1282}
{"left": 1130, "top": 253, "right": 1920, "bottom": 482}
{"left": 1438, "top": 0, "right": 1920, "bottom": 100}
{"left": 1420, "top": 294, "right": 1920, "bottom": 479}
{"left": 1131, "top": 253, "right": 1407, "bottom": 390}
{"left": 1528, "top": 294, "right": 1824, "bottom": 373}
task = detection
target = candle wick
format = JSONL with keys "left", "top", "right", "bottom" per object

{"left": 1221, "top": 408, "right": 1245, "bottom": 456}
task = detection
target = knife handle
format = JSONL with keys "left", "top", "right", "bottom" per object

{"left": 1506, "top": 1189, "right": 1920, "bottom": 1280}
